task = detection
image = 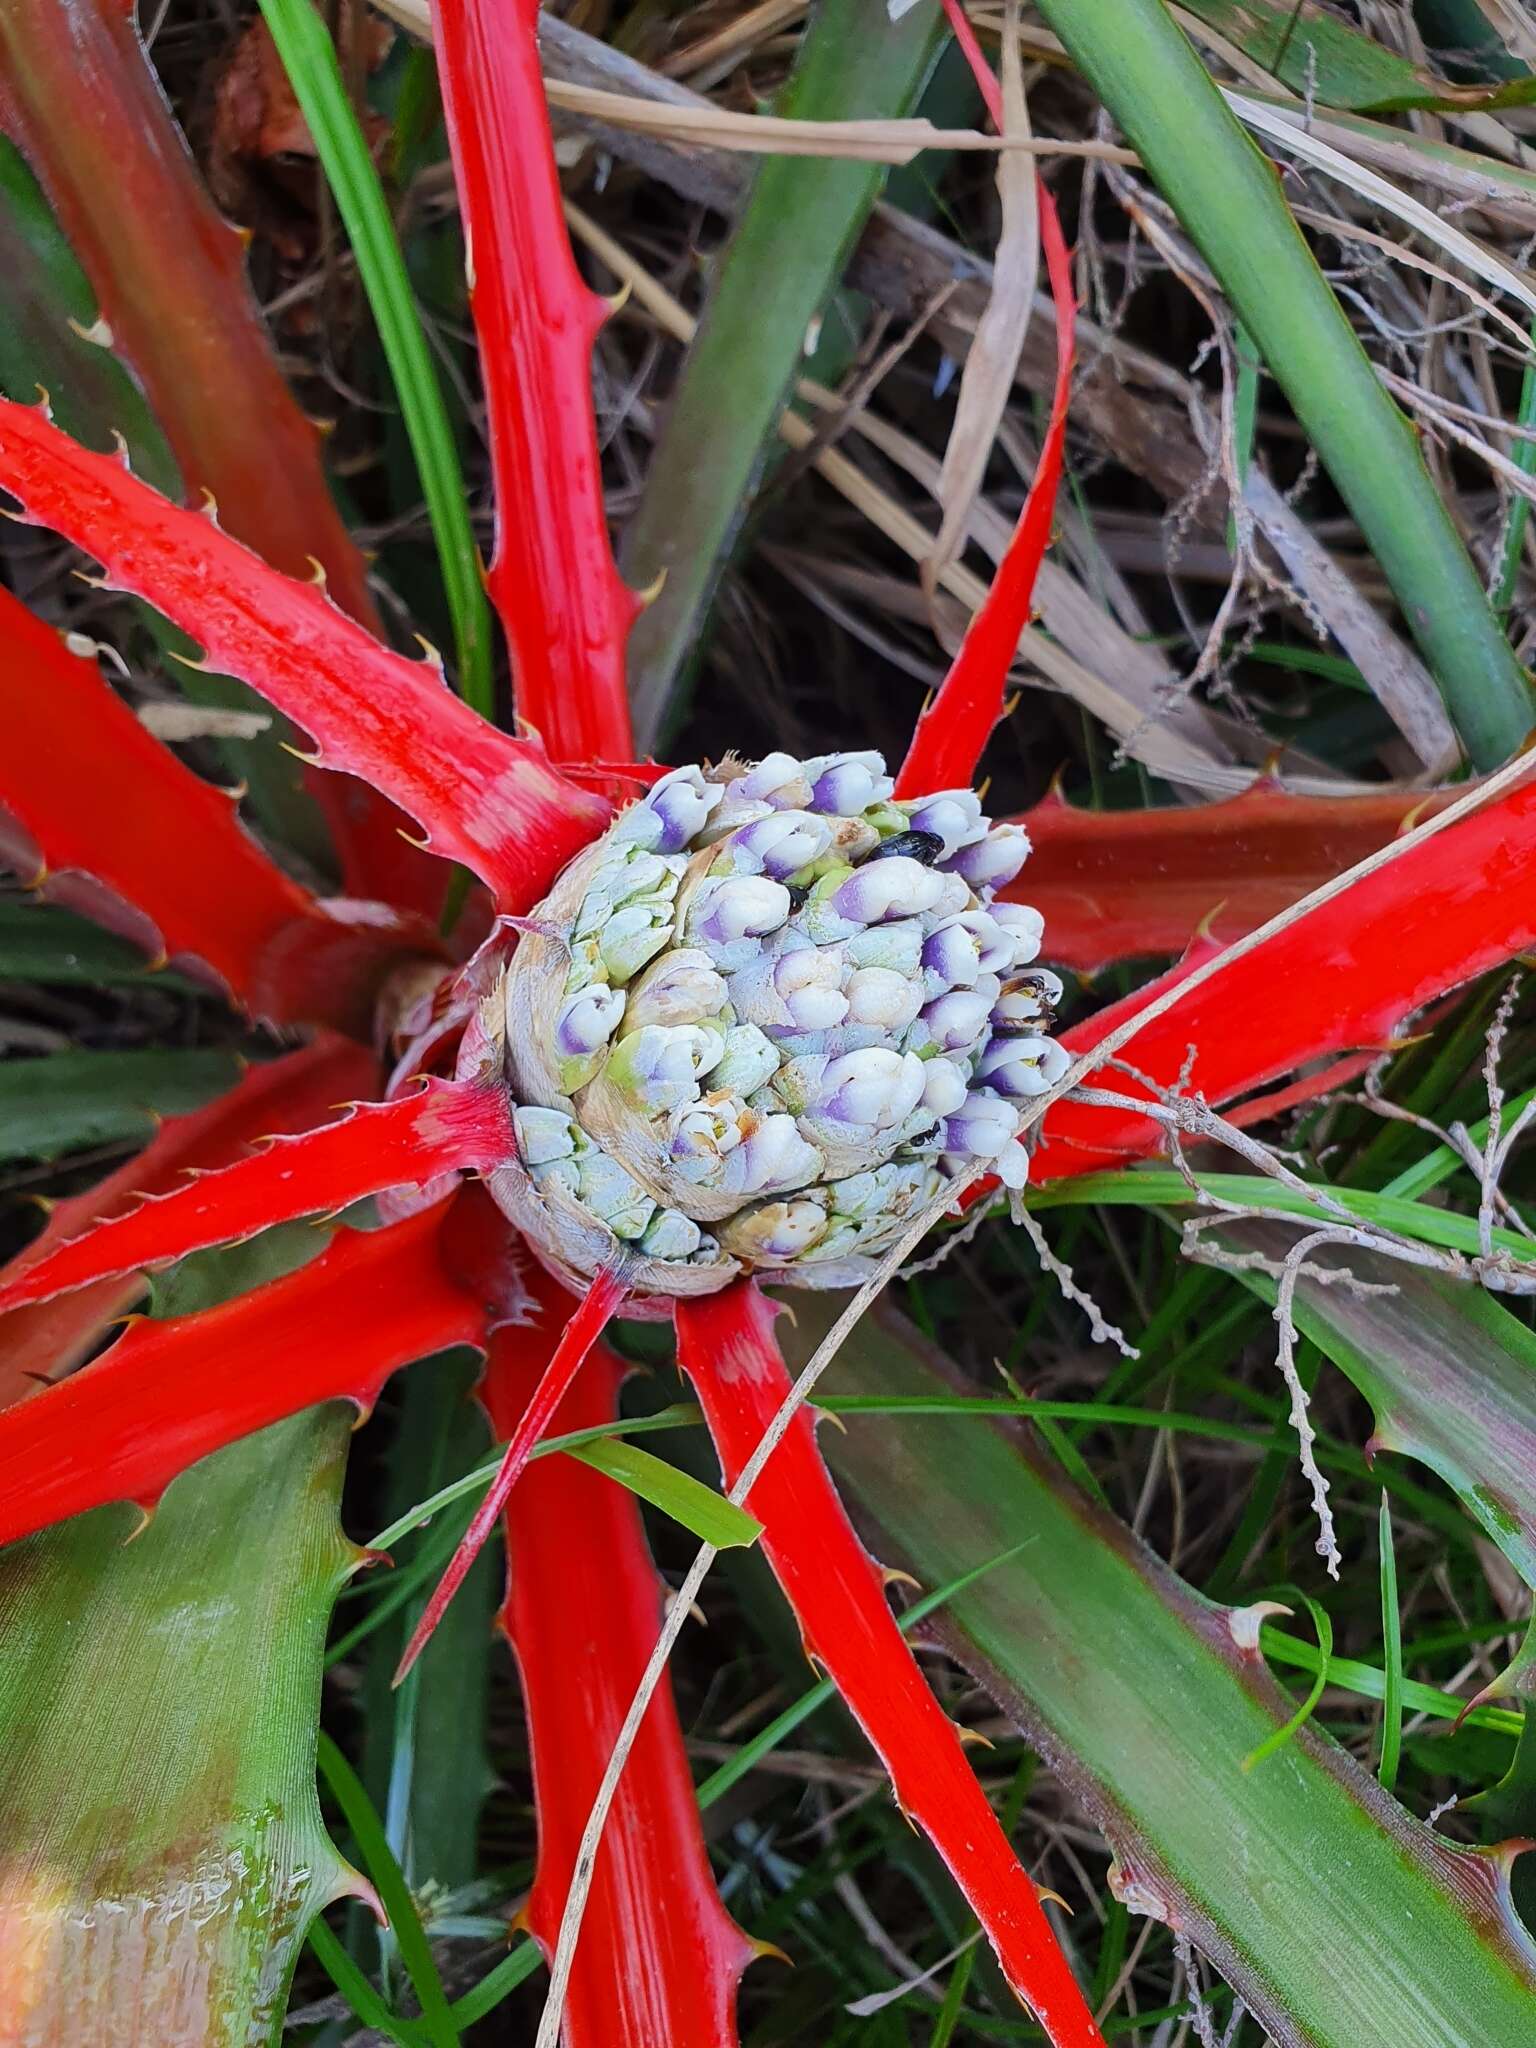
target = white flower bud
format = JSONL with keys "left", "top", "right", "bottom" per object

{"left": 598, "top": 902, "right": 673, "bottom": 981}
{"left": 711, "top": 1023, "right": 781, "bottom": 1097}
{"left": 625, "top": 949, "right": 729, "bottom": 1030}
{"left": 843, "top": 967, "right": 921, "bottom": 1031}
{"left": 720, "top": 1114, "right": 823, "bottom": 1196}
{"left": 991, "top": 902, "right": 1045, "bottom": 967}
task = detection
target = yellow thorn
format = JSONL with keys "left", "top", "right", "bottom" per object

{"left": 635, "top": 565, "right": 668, "bottom": 609}
{"left": 197, "top": 487, "right": 220, "bottom": 524}
{"left": 1034, "top": 1883, "right": 1072, "bottom": 1914}
{"left": 279, "top": 739, "right": 325, "bottom": 767}
{"left": 66, "top": 313, "right": 115, "bottom": 349}
{"left": 32, "top": 383, "right": 52, "bottom": 415}
{"left": 747, "top": 1937, "right": 794, "bottom": 1968}
{"left": 881, "top": 1566, "right": 921, "bottom": 1593}
{"left": 955, "top": 1724, "right": 994, "bottom": 1751}
{"left": 396, "top": 826, "right": 434, "bottom": 851}
{"left": 413, "top": 633, "right": 445, "bottom": 671}
{"left": 816, "top": 1405, "right": 848, "bottom": 1435}
{"left": 306, "top": 556, "right": 328, "bottom": 588}
{"left": 168, "top": 648, "right": 215, "bottom": 675}
{"left": 602, "top": 278, "right": 634, "bottom": 317}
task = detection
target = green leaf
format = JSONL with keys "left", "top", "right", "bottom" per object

{"left": 565, "top": 1434, "right": 763, "bottom": 1548}
{"left": 1032, "top": 0, "right": 1535, "bottom": 767}
{"left": 0, "top": 1046, "right": 242, "bottom": 1161}
{"left": 257, "top": 0, "right": 492, "bottom": 715}
{"left": 795, "top": 1294, "right": 1536, "bottom": 2046}
{"left": 0, "top": 900, "right": 197, "bottom": 987}
{"left": 1179, "top": 0, "right": 1535, "bottom": 111}
{"left": 620, "top": 0, "right": 943, "bottom": 745}
{"left": 0, "top": 1409, "right": 358, "bottom": 2045}
{"left": 1212, "top": 1219, "right": 1536, "bottom": 1590}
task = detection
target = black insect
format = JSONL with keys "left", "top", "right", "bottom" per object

{"left": 861, "top": 829, "right": 946, "bottom": 867}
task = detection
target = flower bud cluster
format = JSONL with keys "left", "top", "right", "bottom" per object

{"left": 495, "top": 753, "right": 1066, "bottom": 1299}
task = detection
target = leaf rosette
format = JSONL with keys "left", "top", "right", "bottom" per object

{"left": 489, "top": 749, "right": 1064, "bottom": 1300}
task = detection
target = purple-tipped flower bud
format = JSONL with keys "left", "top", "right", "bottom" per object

{"left": 721, "top": 1114, "right": 822, "bottom": 1196}
{"left": 688, "top": 875, "right": 792, "bottom": 950}
{"left": 807, "top": 749, "right": 891, "bottom": 815}
{"left": 728, "top": 809, "right": 834, "bottom": 879}
{"left": 918, "top": 988, "right": 995, "bottom": 1054}
{"left": 625, "top": 949, "right": 728, "bottom": 1030}
{"left": 940, "top": 1088, "right": 1022, "bottom": 1161}
{"left": 815, "top": 1047, "right": 926, "bottom": 1130}
{"left": 604, "top": 1023, "right": 722, "bottom": 1111}
{"left": 900, "top": 789, "right": 986, "bottom": 857}
{"left": 921, "top": 919, "right": 982, "bottom": 995}
{"left": 621, "top": 766, "right": 721, "bottom": 854}
{"left": 920, "top": 1058, "right": 970, "bottom": 1117}
{"left": 720, "top": 1197, "right": 829, "bottom": 1262}
{"left": 830, "top": 856, "right": 945, "bottom": 927}
{"left": 946, "top": 909, "right": 1013, "bottom": 976}
{"left": 977, "top": 1033, "right": 1071, "bottom": 1098}
{"left": 555, "top": 983, "right": 626, "bottom": 1059}
{"left": 944, "top": 821, "right": 1030, "bottom": 892}
{"left": 990, "top": 902, "right": 1045, "bottom": 966}
{"left": 843, "top": 966, "right": 921, "bottom": 1031}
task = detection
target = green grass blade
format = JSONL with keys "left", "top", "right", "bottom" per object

{"left": 804, "top": 1295, "right": 1536, "bottom": 2046}
{"left": 257, "top": 0, "right": 492, "bottom": 715}
{"left": 567, "top": 1436, "right": 763, "bottom": 1547}
{"left": 620, "top": 0, "right": 942, "bottom": 745}
{"left": 1030, "top": 1167, "right": 1535, "bottom": 1261}
{"left": 307, "top": 1919, "right": 427, "bottom": 2046}
{"left": 1241, "top": 1593, "right": 1332, "bottom": 1771}
{"left": 317, "top": 1732, "right": 461, "bottom": 2048}
{"left": 1033, "top": 0, "right": 1535, "bottom": 767}
{"left": 1378, "top": 1494, "right": 1405, "bottom": 1792}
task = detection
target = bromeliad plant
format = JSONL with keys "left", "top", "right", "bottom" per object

{"left": 4, "top": 0, "right": 1536, "bottom": 2042}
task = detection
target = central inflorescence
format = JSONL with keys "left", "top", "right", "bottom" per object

{"left": 488, "top": 751, "right": 1066, "bottom": 1300}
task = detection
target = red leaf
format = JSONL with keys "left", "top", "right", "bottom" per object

{"left": 0, "top": 1079, "right": 516, "bottom": 1316}
{"left": 0, "top": 1033, "right": 375, "bottom": 1412}
{"left": 0, "top": 0, "right": 441, "bottom": 912}
{"left": 485, "top": 1267, "right": 754, "bottom": 2044}
{"left": 676, "top": 1282, "right": 1105, "bottom": 2048}
{"left": 436, "top": 0, "right": 638, "bottom": 763}
{"left": 394, "top": 1259, "right": 627, "bottom": 1683}
{"left": 894, "top": 5, "right": 1075, "bottom": 800}
{"left": 0, "top": 1204, "right": 486, "bottom": 1547}
{"left": 1036, "top": 778, "right": 1536, "bottom": 1178}
{"left": 1007, "top": 782, "right": 1451, "bottom": 971}
{"left": 0, "top": 588, "right": 429, "bottom": 1028}
{"left": 0, "top": 399, "right": 612, "bottom": 910}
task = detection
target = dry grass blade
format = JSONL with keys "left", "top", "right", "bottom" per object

{"left": 1230, "top": 91, "right": 1536, "bottom": 334}
{"left": 1241, "top": 468, "right": 1457, "bottom": 773}
{"left": 927, "top": 0, "right": 1039, "bottom": 588}
{"left": 564, "top": 204, "right": 1230, "bottom": 786}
